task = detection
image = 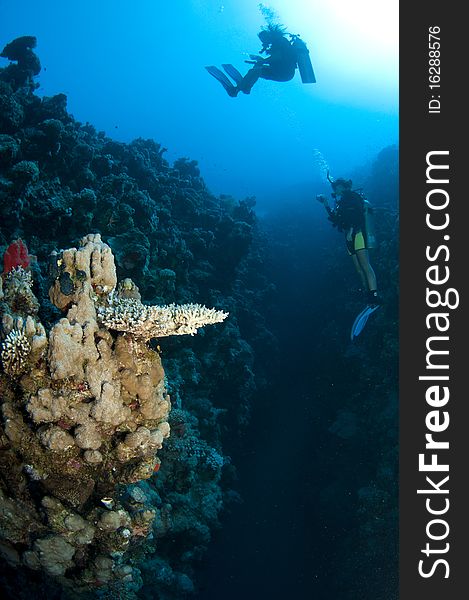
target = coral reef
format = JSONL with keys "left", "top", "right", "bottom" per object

{"left": 1, "top": 36, "right": 270, "bottom": 598}
{"left": 0, "top": 234, "right": 227, "bottom": 597}
{"left": 0, "top": 36, "right": 41, "bottom": 93}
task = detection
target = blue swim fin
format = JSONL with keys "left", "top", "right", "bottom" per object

{"left": 205, "top": 66, "right": 238, "bottom": 96}
{"left": 351, "top": 304, "right": 380, "bottom": 340}
{"left": 222, "top": 64, "right": 244, "bottom": 85}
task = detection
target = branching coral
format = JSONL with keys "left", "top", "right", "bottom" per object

{"left": 0, "top": 313, "right": 47, "bottom": 376}
{"left": 1, "top": 327, "right": 31, "bottom": 376}
{"left": 97, "top": 297, "right": 229, "bottom": 340}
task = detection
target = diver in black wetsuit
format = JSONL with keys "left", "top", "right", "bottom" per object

{"left": 206, "top": 24, "right": 300, "bottom": 97}
{"left": 233, "top": 25, "right": 298, "bottom": 96}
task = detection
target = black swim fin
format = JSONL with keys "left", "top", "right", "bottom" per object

{"left": 351, "top": 304, "right": 380, "bottom": 340}
{"left": 205, "top": 66, "right": 238, "bottom": 96}
{"left": 222, "top": 64, "right": 244, "bottom": 85}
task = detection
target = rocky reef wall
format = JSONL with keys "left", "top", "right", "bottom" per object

{"left": 0, "top": 37, "right": 269, "bottom": 599}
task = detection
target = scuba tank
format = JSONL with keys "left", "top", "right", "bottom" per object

{"left": 363, "top": 199, "right": 377, "bottom": 248}
{"left": 350, "top": 186, "right": 378, "bottom": 248}
{"left": 290, "top": 34, "right": 316, "bottom": 83}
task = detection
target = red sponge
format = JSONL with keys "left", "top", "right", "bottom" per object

{"left": 3, "top": 238, "right": 31, "bottom": 273}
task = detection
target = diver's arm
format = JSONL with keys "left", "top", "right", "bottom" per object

{"left": 317, "top": 194, "right": 333, "bottom": 216}
{"left": 245, "top": 54, "right": 269, "bottom": 65}
{"left": 263, "top": 49, "right": 281, "bottom": 66}
{"left": 317, "top": 195, "right": 340, "bottom": 228}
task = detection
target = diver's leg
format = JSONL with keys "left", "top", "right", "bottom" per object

{"left": 355, "top": 248, "right": 378, "bottom": 299}
{"left": 238, "top": 67, "right": 262, "bottom": 94}
{"left": 351, "top": 254, "right": 368, "bottom": 290}
{"left": 347, "top": 232, "right": 367, "bottom": 293}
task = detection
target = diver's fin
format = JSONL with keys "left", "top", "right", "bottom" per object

{"left": 351, "top": 304, "right": 380, "bottom": 340}
{"left": 205, "top": 66, "right": 238, "bottom": 96}
{"left": 351, "top": 306, "right": 370, "bottom": 340}
{"left": 222, "top": 64, "right": 244, "bottom": 85}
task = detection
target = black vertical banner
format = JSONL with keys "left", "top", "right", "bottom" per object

{"left": 400, "top": 3, "right": 466, "bottom": 599}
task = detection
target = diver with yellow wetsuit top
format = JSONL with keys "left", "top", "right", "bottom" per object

{"left": 317, "top": 176, "right": 381, "bottom": 338}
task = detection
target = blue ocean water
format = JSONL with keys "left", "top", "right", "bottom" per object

{"left": 1, "top": 0, "right": 398, "bottom": 213}
{"left": 0, "top": 2, "right": 399, "bottom": 599}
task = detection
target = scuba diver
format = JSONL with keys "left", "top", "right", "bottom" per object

{"left": 206, "top": 24, "right": 315, "bottom": 97}
{"left": 317, "top": 175, "right": 381, "bottom": 338}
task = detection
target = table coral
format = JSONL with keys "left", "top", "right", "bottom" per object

{"left": 97, "top": 297, "right": 228, "bottom": 340}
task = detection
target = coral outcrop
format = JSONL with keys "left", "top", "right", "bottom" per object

{"left": 0, "top": 36, "right": 41, "bottom": 92}
{"left": 0, "top": 234, "right": 227, "bottom": 597}
{"left": 1, "top": 35, "right": 267, "bottom": 598}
